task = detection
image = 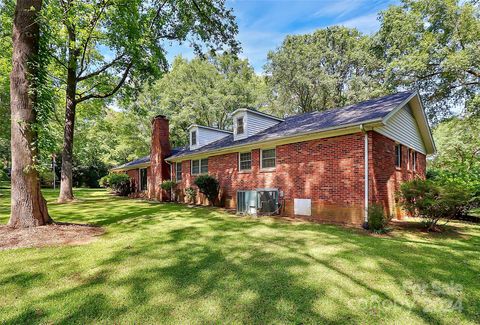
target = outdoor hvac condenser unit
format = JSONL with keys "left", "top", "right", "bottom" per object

{"left": 237, "top": 189, "right": 279, "bottom": 215}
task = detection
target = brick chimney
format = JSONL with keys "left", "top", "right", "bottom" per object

{"left": 148, "top": 115, "right": 171, "bottom": 201}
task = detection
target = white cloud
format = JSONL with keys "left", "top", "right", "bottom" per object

{"left": 336, "top": 12, "right": 381, "bottom": 34}
{"left": 313, "top": 0, "right": 365, "bottom": 18}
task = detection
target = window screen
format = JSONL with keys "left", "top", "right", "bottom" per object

{"left": 261, "top": 149, "right": 276, "bottom": 169}
{"left": 237, "top": 117, "right": 244, "bottom": 134}
{"left": 395, "top": 144, "right": 402, "bottom": 168}
{"left": 191, "top": 131, "right": 197, "bottom": 146}
{"left": 176, "top": 162, "right": 182, "bottom": 181}
{"left": 191, "top": 160, "right": 200, "bottom": 174}
{"left": 239, "top": 152, "right": 251, "bottom": 171}
{"left": 200, "top": 158, "right": 208, "bottom": 174}
{"left": 412, "top": 151, "right": 417, "bottom": 171}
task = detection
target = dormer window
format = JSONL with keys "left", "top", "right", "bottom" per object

{"left": 236, "top": 117, "right": 244, "bottom": 135}
{"left": 191, "top": 131, "right": 197, "bottom": 146}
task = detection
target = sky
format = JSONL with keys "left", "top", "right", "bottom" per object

{"left": 166, "top": 0, "right": 400, "bottom": 73}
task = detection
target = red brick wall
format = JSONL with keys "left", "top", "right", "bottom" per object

{"left": 369, "top": 132, "right": 426, "bottom": 219}
{"left": 148, "top": 115, "right": 171, "bottom": 201}
{"left": 174, "top": 132, "right": 367, "bottom": 224}
{"left": 125, "top": 167, "right": 151, "bottom": 193}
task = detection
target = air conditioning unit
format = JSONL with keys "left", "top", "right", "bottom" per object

{"left": 237, "top": 189, "right": 279, "bottom": 215}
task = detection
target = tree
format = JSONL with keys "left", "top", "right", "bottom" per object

{"left": 133, "top": 53, "right": 266, "bottom": 147}
{"left": 377, "top": 0, "right": 480, "bottom": 121}
{"left": 9, "top": 0, "right": 52, "bottom": 227}
{"left": 44, "top": 0, "right": 239, "bottom": 202}
{"left": 0, "top": 1, "right": 13, "bottom": 170}
{"left": 265, "top": 26, "right": 387, "bottom": 115}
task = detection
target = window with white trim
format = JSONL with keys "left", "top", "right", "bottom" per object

{"left": 191, "top": 158, "right": 208, "bottom": 175}
{"left": 176, "top": 162, "right": 182, "bottom": 181}
{"left": 236, "top": 117, "right": 244, "bottom": 135}
{"left": 412, "top": 150, "right": 417, "bottom": 171}
{"left": 395, "top": 144, "right": 402, "bottom": 168}
{"left": 239, "top": 152, "right": 252, "bottom": 171}
{"left": 261, "top": 148, "right": 276, "bottom": 169}
{"left": 191, "top": 131, "right": 197, "bottom": 146}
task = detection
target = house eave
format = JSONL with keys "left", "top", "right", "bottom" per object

{"left": 111, "top": 162, "right": 150, "bottom": 172}
{"left": 166, "top": 119, "right": 383, "bottom": 162}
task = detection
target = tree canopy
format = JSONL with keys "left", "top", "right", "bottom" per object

{"left": 377, "top": 0, "right": 480, "bottom": 121}
{"left": 265, "top": 26, "right": 387, "bottom": 115}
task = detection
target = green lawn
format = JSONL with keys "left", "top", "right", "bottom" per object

{"left": 0, "top": 188, "right": 479, "bottom": 324}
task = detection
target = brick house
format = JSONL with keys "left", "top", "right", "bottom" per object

{"left": 112, "top": 91, "right": 435, "bottom": 225}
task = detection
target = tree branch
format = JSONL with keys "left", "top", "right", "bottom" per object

{"left": 78, "top": 0, "right": 111, "bottom": 77}
{"left": 77, "top": 53, "right": 125, "bottom": 81}
{"left": 76, "top": 61, "right": 133, "bottom": 103}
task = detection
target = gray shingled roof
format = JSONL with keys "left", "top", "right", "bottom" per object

{"left": 112, "top": 147, "right": 185, "bottom": 170}
{"left": 169, "top": 91, "right": 415, "bottom": 159}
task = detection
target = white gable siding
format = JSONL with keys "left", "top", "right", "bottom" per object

{"left": 375, "top": 105, "right": 427, "bottom": 154}
{"left": 233, "top": 110, "right": 281, "bottom": 141}
{"left": 190, "top": 126, "right": 230, "bottom": 150}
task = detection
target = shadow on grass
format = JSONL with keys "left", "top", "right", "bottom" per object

{"left": 1, "top": 189, "right": 479, "bottom": 323}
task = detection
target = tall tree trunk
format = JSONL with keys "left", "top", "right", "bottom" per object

{"left": 58, "top": 23, "right": 77, "bottom": 203}
{"left": 9, "top": 0, "right": 52, "bottom": 227}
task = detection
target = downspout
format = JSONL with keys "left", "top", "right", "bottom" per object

{"left": 360, "top": 124, "right": 369, "bottom": 224}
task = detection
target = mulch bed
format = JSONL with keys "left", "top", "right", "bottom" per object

{"left": 0, "top": 223, "right": 104, "bottom": 251}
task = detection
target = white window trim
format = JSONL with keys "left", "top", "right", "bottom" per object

{"left": 191, "top": 158, "right": 208, "bottom": 175}
{"left": 395, "top": 143, "right": 402, "bottom": 168}
{"left": 176, "top": 162, "right": 182, "bottom": 181}
{"left": 236, "top": 117, "right": 245, "bottom": 135}
{"left": 260, "top": 148, "right": 276, "bottom": 170}
{"left": 412, "top": 150, "right": 417, "bottom": 171}
{"left": 191, "top": 130, "right": 197, "bottom": 146}
{"left": 238, "top": 151, "right": 252, "bottom": 172}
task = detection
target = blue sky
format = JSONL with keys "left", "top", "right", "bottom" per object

{"left": 166, "top": 0, "right": 399, "bottom": 73}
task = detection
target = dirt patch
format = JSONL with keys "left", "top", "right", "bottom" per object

{"left": 0, "top": 223, "right": 105, "bottom": 250}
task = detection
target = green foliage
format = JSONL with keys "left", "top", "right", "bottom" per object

{"left": 265, "top": 26, "right": 386, "bottom": 115}
{"left": 133, "top": 54, "right": 267, "bottom": 147}
{"left": 185, "top": 187, "right": 197, "bottom": 204}
{"left": 99, "top": 173, "right": 131, "bottom": 196}
{"left": 429, "top": 116, "right": 480, "bottom": 196}
{"left": 398, "top": 178, "right": 478, "bottom": 231}
{"left": 377, "top": 0, "right": 480, "bottom": 120}
{"left": 194, "top": 175, "right": 219, "bottom": 206}
{"left": 367, "top": 204, "right": 391, "bottom": 232}
{"left": 160, "top": 180, "right": 176, "bottom": 191}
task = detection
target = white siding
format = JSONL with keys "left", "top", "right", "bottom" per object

{"left": 375, "top": 105, "right": 427, "bottom": 154}
{"left": 190, "top": 126, "right": 230, "bottom": 150}
{"left": 233, "top": 110, "right": 281, "bottom": 141}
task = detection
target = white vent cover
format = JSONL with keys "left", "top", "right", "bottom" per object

{"left": 294, "top": 199, "right": 311, "bottom": 216}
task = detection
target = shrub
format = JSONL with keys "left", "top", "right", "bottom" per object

{"left": 160, "top": 180, "right": 176, "bottom": 191}
{"left": 367, "top": 204, "right": 391, "bottom": 232}
{"left": 99, "top": 173, "right": 131, "bottom": 196}
{"left": 185, "top": 187, "right": 197, "bottom": 204}
{"left": 398, "top": 178, "right": 478, "bottom": 231}
{"left": 194, "top": 175, "right": 219, "bottom": 206}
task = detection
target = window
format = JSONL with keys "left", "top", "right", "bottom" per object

{"left": 395, "top": 144, "right": 402, "bottom": 168}
{"left": 412, "top": 150, "right": 417, "bottom": 171}
{"left": 200, "top": 158, "right": 208, "bottom": 174}
{"left": 261, "top": 148, "right": 276, "bottom": 169}
{"left": 239, "top": 152, "right": 252, "bottom": 171}
{"left": 191, "top": 158, "right": 208, "bottom": 175}
{"left": 236, "top": 117, "right": 244, "bottom": 135}
{"left": 191, "top": 159, "right": 200, "bottom": 174}
{"left": 191, "top": 131, "right": 197, "bottom": 146}
{"left": 176, "top": 162, "right": 182, "bottom": 181}
{"left": 139, "top": 168, "right": 147, "bottom": 191}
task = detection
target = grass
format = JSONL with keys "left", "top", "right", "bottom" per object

{"left": 0, "top": 187, "right": 479, "bottom": 324}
